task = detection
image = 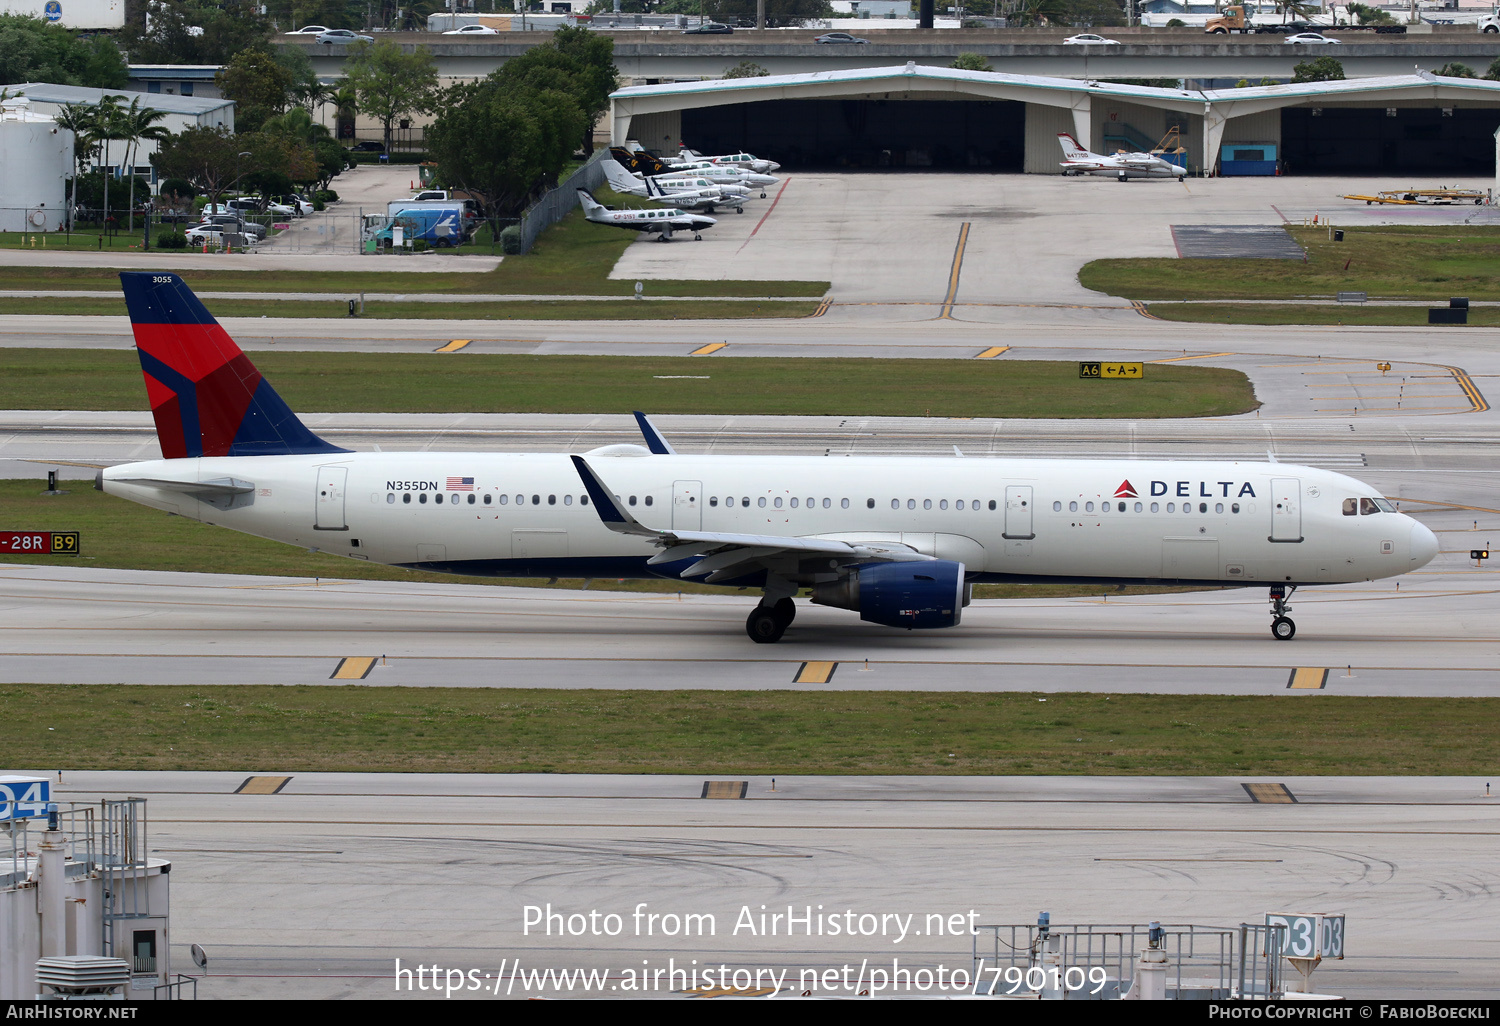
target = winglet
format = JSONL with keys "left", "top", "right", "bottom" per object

{"left": 632, "top": 412, "right": 676, "bottom": 455}
{"left": 570, "top": 455, "right": 657, "bottom": 537}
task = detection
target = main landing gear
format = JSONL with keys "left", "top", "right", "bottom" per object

{"left": 746, "top": 598, "right": 796, "bottom": 643}
{"left": 1269, "top": 583, "right": 1297, "bottom": 640}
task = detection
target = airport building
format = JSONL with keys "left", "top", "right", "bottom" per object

{"left": 611, "top": 65, "right": 1500, "bottom": 176}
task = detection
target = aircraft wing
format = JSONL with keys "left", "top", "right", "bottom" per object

{"left": 570, "top": 455, "right": 931, "bottom": 581}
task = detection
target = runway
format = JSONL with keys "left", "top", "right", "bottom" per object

{"left": 8, "top": 771, "right": 1495, "bottom": 1000}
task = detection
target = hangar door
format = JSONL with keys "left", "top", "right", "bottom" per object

{"left": 1282, "top": 107, "right": 1500, "bottom": 175}
{"left": 681, "top": 99, "right": 1025, "bottom": 170}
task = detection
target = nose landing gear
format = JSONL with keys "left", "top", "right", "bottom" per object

{"left": 1269, "top": 584, "right": 1297, "bottom": 640}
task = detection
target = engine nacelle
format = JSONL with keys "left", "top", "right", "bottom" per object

{"left": 811, "top": 560, "right": 966, "bottom": 630}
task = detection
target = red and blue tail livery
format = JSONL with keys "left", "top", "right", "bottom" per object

{"left": 119, "top": 272, "right": 346, "bottom": 459}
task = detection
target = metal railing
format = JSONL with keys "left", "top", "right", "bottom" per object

{"left": 100, "top": 798, "right": 150, "bottom": 959}
{"left": 971, "top": 921, "right": 1286, "bottom": 999}
{"left": 1, "top": 801, "right": 97, "bottom": 890}
{"left": 153, "top": 974, "right": 199, "bottom": 1000}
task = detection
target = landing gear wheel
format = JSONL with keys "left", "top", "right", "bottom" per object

{"left": 771, "top": 597, "right": 796, "bottom": 628}
{"left": 694, "top": 233, "right": 703, "bottom": 241}
{"left": 1271, "top": 616, "right": 1296, "bottom": 641}
{"left": 746, "top": 606, "right": 786, "bottom": 643}
{"left": 760, "top": 191, "right": 768, "bottom": 198}
{"left": 736, "top": 206, "right": 744, "bottom": 213}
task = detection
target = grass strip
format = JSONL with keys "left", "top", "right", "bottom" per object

{"left": 0, "top": 350, "right": 1259, "bottom": 419}
{"left": 0, "top": 481, "right": 1191, "bottom": 601}
{"left": 0, "top": 203, "right": 828, "bottom": 299}
{"left": 1144, "top": 303, "right": 1500, "bottom": 327}
{"left": 0, "top": 297, "right": 818, "bottom": 321}
{"left": 2, "top": 686, "right": 1493, "bottom": 775}
{"left": 1080, "top": 225, "right": 1500, "bottom": 302}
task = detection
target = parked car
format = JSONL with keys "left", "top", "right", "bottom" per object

{"left": 443, "top": 24, "right": 499, "bottom": 34}
{"left": 205, "top": 214, "right": 267, "bottom": 240}
{"left": 1063, "top": 33, "right": 1120, "bottom": 44}
{"left": 1286, "top": 32, "right": 1340, "bottom": 44}
{"left": 185, "top": 223, "right": 254, "bottom": 246}
{"left": 350, "top": 141, "right": 385, "bottom": 153}
{"left": 814, "top": 32, "right": 868, "bottom": 43}
{"left": 276, "top": 194, "right": 315, "bottom": 216}
{"left": 228, "top": 197, "right": 297, "bottom": 218}
{"left": 683, "top": 22, "right": 733, "bottom": 33}
{"left": 316, "top": 28, "right": 373, "bottom": 44}
{"left": 285, "top": 24, "right": 330, "bottom": 34}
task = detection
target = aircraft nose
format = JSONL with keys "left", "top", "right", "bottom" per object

{"left": 1410, "top": 520, "right": 1439, "bottom": 568}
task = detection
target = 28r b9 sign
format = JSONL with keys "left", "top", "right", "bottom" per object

{"left": 0, "top": 531, "right": 80, "bottom": 555}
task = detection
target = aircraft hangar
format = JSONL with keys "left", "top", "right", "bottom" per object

{"left": 609, "top": 65, "right": 1500, "bottom": 176}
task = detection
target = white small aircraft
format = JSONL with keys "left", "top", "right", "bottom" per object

{"left": 97, "top": 273, "right": 1440, "bottom": 646}
{"left": 677, "top": 148, "right": 781, "bottom": 174}
{"left": 577, "top": 188, "right": 716, "bottom": 242}
{"left": 601, "top": 160, "right": 752, "bottom": 213}
{"left": 1057, "top": 133, "right": 1187, "bottom": 182}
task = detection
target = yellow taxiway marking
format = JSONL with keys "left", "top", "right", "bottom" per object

{"left": 794, "top": 660, "right": 838, "bottom": 684}
{"left": 937, "top": 222, "right": 971, "bottom": 320}
{"left": 235, "top": 775, "right": 292, "bottom": 795}
{"left": 1130, "top": 300, "right": 1161, "bottom": 320}
{"left": 1447, "top": 364, "right": 1490, "bottom": 413}
{"left": 976, "top": 346, "right": 1010, "bottom": 359}
{"left": 701, "top": 781, "right": 748, "bottom": 799}
{"left": 434, "top": 339, "right": 471, "bottom": 353}
{"left": 1287, "top": 667, "right": 1329, "bottom": 690}
{"left": 690, "top": 342, "right": 727, "bottom": 356}
{"left": 330, "top": 656, "right": 378, "bottom": 680}
{"left": 810, "top": 298, "right": 832, "bottom": 318}
{"left": 1242, "top": 782, "right": 1297, "bottom": 804}
{"left": 1151, "top": 351, "right": 1234, "bottom": 364}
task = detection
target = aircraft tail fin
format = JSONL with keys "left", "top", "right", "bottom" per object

{"left": 118, "top": 272, "right": 347, "bottom": 460}
{"left": 1057, "top": 132, "right": 1090, "bottom": 160}
{"left": 602, "top": 158, "right": 643, "bottom": 193}
{"left": 576, "top": 188, "right": 606, "bottom": 215}
{"left": 644, "top": 175, "right": 663, "bottom": 199}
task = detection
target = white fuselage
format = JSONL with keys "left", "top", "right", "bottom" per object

{"left": 102, "top": 452, "right": 1436, "bottom": 587}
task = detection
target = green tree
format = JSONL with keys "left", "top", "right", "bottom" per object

{"left": 723, "top": 61, "right": 770, "bottom": 79}
{"left": 150, "top": 124, "right": 248, "bottom": 211}
{"left": 950, "top": 53, "right": 992, "bottom": 72}
{"left": 1346, "top": 2, "right": 1393, "bottom": 24}
{"left": 122, "top": 0, "right": 275, "bottom": 65}
{"left": 493, "top": 27, "right": 618, "bottom": 135}
{"left": 53, "top": 102, "right": 100, "bottom": 233}
{"left": 215, "top": 47, "right": 295, "bottom": 134}
{"left": 1432, "top": 63, "right": 1476, "bottom": 79}
{"left": 427, "top": 83, "right": 587, "bottom": 217}
{"left": 1291, "top": 57, "right": 1344, "bottom": 83}
{"left": 0, "top": 13, "right": 127, "bottom": 87}
{"left": 261, "top": 106, "right": 348, "bottom": 190}
{"left": 1486, "top": 57, "right": 1500, "bottom": 81}
{"left": 116, "top": 95, "right": 173, "bottom": 231}
{"left": 343, "top": 40, "right": 439, "bottom": 152}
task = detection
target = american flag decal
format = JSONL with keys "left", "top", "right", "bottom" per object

{"left": 447, "top": 477, "right": 474, "bottom": 491}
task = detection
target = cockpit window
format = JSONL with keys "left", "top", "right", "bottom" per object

{"left": 1360, "top": 497, "right": 1380, "bottom": 515}
{"left": 1342, "top": 498, "right": 1357, "bottom": 516}
{"left": 1374, "top": 497, "right": 1396, "bottom": 514}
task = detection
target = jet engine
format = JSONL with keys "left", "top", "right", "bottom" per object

{"left": 811, "top": 561, "right": 967, "bottom": 629}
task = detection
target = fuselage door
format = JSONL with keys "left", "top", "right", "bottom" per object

{"left": 314, "top": 466, "right": 348, "bottom": 531}
{"left": 1003, "top": 485, "right": 1034, "bottom": 539}
{"left": 673, "top": 480, "right": 702, "bottom": 531}
{"left": 1270, "top": 477, "right": 1303, "bottom": 543}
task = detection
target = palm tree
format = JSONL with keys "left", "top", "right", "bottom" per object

{"left": 93, "top": 95, "right": 129, "bottom": 234}
{"left": 117, "top": 97, "right": 172, "bottom": 233}
{"left": 53, "top": 103, "right": 100, "bottom": 237}
{"left": 332, "top": 84, "right": 359, "bottom": 143}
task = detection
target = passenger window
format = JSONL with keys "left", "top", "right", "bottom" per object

{"left": 547, "top": 495, "right": 556, "bottom": 505}
{"left": 435, "top": 494, "right": 444, "bottom": 504}
{"left": 644, "top": 496, "right": 653, "bottom": 506}
{"left": 971, "top": 499, "right": 980, "bottom": 510}
{"left": 1166, "top": 503, "right": 1174, "bottom": 512}
{"left": 710, "top": 497, "right": 718, "bottom": 507}
{"left": 468, "top": 494, "right": 476, "bottom": 504}
{"left": 515, "top": 495, "right": 523, "bottom": 505}
{"left": 1150, "top": 502, "right": 1159, "bottom": 513}
{"left": 807, "top": 497, "right": 814, "bottom": 508}
{"left": 483, "top": 494, "right": 491, "bottom": 505}
{"left": 564, "top": 495, "right": 572, "bottom": 506}
{"left": 1085, "top": 501, "right": 1094, "bottom": 512}
{"left": 759, "top": 497, "right": 767, "bottom": 508}
{"left": 1231, "top": 503, "right": 1239, "bottom": 513}
{"left": 1215, "top": 503, "right": 1223, "bottom": 514}
{"left": 1342, "top": 498, "right": 1357, "bottom": 516}
{"left": 825, "top": 498, "right": 832, "bottom": 509}
{"left": 940, "top": 499, "right": 948, "bottom": 510}
{"left": 891, "top": 499, "right": 899, "bottom": 509}
{"left": 420, "top": 493, "right": 428, "bottom": 504}
{"left": 1361, "top": 498, "right": 1379, "bottom": 515}
{"left": 1134, "top": 502, "right": 1142, "bottom": 512}
{"left": 774, "top": 497, "right": 784, "bottom": 508}
{"left": 1199, "top": 502, "right": 1207, "bottom": 513}
{"left": 923, "top": 499, "right": 932, "bottom": 510}
{"left": 957, "top": 500, "right": 966, "bottom": 510}
{"left": 988, "top": 500, "right": 996, "bottom": 511}
{"left": 499, "top": 494, "right": 508, "bottom": 505}
{"left": 907, "top": 499, "right": 916, "bottom": 510}
{"left": 402, "top": 493, "right": 411, "bottom": 504}
{"left": 865, "top": 498, "right": 872, "bottom": 508}
{"left": 532, "top": 495, "right": 540, "bottom": 505}
{"left": 581, "top": 496, "right": 589, "bottom": 506}
{"left": 629, "top": 496, "right": 637, "bottom": 506}
{"left": 386, "top": 493, "right": 395, "bottom": 504}
{"left": 1118, "top": 502, "right": 1126, "bottom": 512}
{"left": 1069, "top": 501, "right": 1077, "bottom": 512}
{"left": 789, "top": 498, "right": 797, "bottom": 508}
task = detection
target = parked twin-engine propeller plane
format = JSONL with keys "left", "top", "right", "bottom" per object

{"left": 1057, "top": 132, "right": 1187, "bottom": 181}
{"left": 99, "top": 273, "right": 1438, "bottom": 643}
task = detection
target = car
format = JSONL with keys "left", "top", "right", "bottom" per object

{"left": 442, "top": 24, "right": 499, "bottom": 34}
{"left": 814, "top": 32, "right": 868, "bottom": 43}
{"left": 682, "top": 22, "right": 733, "bottom": 34}
{"left": 185, "top": 223, "right": 255, "bottom": 246}
{"left": 204, "top": 214, "right": 267, "bottom": 240}
{"left": 276, "top": 195, "right": 315, "bottom": 216}
{"left": 350, "top": 141, "right": 385, "bottom": 153}
{"left": 316, "top": 28, "right": 373, "bottom": 44}
{"left": 1286, "top": 32, "right": 1339, "bottom": 44}
{"left": 1063, "top": 33, "right": 1120, "bottom": 44}
{"left": 285, "top": 24, "right": 329, "bottom": 34}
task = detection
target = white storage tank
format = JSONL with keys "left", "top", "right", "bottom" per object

{"left": 0, "top": 99, "right": 71, "bottom": 233}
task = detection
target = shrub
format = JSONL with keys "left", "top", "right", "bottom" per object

{"left": 412, "top": 239, "right": 431, "bottom": 252}
{"left": 314, "top": 189, "right": 339, "bottom": 204}
{"left": 1166, "top": 18, "right": 1186, "bottom": 27}
{"left": 499, "top": 224, "right": 522, "bottom": 255}
{"left": 155, "top": 231, "right": 186, "bottom": 249}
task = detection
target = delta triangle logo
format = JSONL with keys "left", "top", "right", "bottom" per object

{"left": 1114, "top": 480, "right": 1138, "bottom": 499}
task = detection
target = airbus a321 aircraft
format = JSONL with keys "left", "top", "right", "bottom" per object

{"left": 100, "top": 273, "right": 1438, "bottom": 644}
{"left": 1057, "top": 132, "right": 1187, "bottom": 182}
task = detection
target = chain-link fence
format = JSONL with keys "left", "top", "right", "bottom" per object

{"left": 518, "top": 148, "right": 610, "bottom": 254}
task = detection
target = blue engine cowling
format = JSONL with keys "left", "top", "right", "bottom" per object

{"left": 811, "top": 561, "right": 966, "bottom": 629}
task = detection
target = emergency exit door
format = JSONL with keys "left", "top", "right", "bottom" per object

{"left": 1003, "top": 485, "right": 1034, "bottom": 539}
{"left": 315, "top": 466, "right": 347, "bottom": 530}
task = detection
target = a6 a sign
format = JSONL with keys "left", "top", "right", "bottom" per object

{"left": 1266, "top": 913, "right": 1345, "bottom": 960}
